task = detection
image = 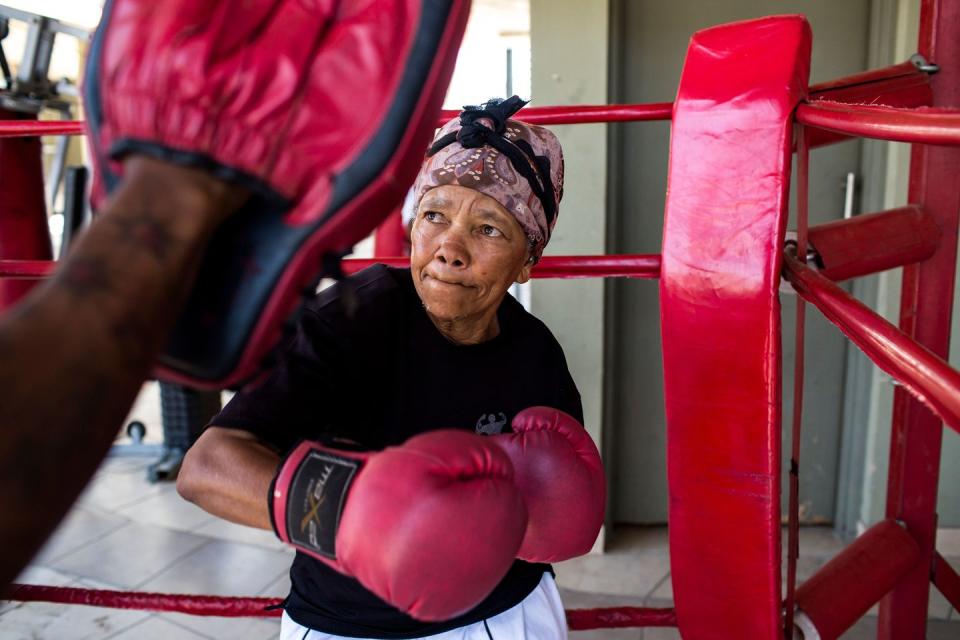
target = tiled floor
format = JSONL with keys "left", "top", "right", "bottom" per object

{"left": 1, "top": 386, "right": 958, "bottom": 638}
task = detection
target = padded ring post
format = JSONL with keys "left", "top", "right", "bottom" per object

{"left": 659, "top": 15, "right": 811, "bottom": 639}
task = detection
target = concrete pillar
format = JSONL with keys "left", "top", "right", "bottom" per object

{"left": 529, "top": 0, "right": 610, "bottom": 547}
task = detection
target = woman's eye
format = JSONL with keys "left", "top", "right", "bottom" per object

{"left": 480, "top": 224, "right": 502, "bottom": 237}
{"left": 424, "top": 211, "right": 443, "bottom": 223}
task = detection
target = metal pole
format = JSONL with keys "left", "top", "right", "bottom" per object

{"left": 60, "top": 165, "right": 87, "bottom": 257}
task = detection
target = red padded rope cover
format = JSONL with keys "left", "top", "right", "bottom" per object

{"left": 783, "top": 252, "right": 960, "bottom": 436}
{"left": 660, "top": 16, "right": 810, "bottom": 640}
{"left": 797, "top": 101, "right": 960, "bottom": 145}
{"left": 795, "top": 520, "right": 920, "bottom": 640}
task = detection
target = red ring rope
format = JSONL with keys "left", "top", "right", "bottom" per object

{"left": 0, "top": 255, "right": 662, "bottom": 281}
{"left": 0, "top": 120, "right": 84, "bottom": 138}
{"left": 5, "top": 98, "right": 958, "bottom": 145}
{"left": 6, "top": 584, "right": 282, "bottom": 617}
{"left": 796, "top": 101, "right": 960, "bottom": 145}
{"left": 566, "top": 605, "right": 678, "bottom": 630}
{"left": 4, "top": 584, "right": 678, "bottom": 630}
{"left": 438, "top": 103, "right": 674, "bottom": 126}
{"left": 783, "top": 252, "right": 960, "bottom": 435}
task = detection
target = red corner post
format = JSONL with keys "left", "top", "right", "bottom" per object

{"left": 880, "top": 0, "right": 960, "bottom": 637}
{"left": 659, "top": 16, "right": 811, "bottom": 640}
{"left": 0, "top": 108, "right": 52, "bottom": 310}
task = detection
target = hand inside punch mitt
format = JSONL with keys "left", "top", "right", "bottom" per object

{"left": 84, "top": 0, "right": 470, "bottom": 388}
{"left": 269, "top": 430, "right": 528, "bottom": 621}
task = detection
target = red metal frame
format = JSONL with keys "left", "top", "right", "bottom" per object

{"left": 0, "top": 260, "right": 55, "bottom": 279}
{"left": 932, "top": 552, "right": 960, "bottom": 612}
{"left": 805, "top": 62, "right": 933, "bottom": 148}
{"left": 809, "top": 60, "right": 928, "bottom": 95}
{"left": 879, "top": 2, "right": 960, "bottom": 637}
{"left": 931, "top": 551, "right": 960, "bottom": 609}
{"left": 808, "top": 205, "right": 941, "bottom": 282}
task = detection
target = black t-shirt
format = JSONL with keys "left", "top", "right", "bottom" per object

{"left": 212, "top": 265, "right": 583, "bottom": 638}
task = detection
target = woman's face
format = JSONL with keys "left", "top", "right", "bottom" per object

{"left": 410, "top": 185, "right": 533, "bottom": 335}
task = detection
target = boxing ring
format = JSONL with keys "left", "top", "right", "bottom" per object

{"left": 2, "top": 3, "right": 960, "bottom": 639}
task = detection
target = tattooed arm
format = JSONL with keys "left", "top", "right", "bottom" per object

{"left": 0, "top": 156, "right": 247, "bottom": 587}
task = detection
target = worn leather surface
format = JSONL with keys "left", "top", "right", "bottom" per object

{"left": 660, "top": 15, "right": 811, "bottom": 640}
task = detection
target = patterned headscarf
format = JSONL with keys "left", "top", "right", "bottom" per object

{"left": 411, "top": 96, "right": 564, "bottom": 259}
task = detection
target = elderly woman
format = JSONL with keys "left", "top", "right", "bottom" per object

{"left": 178, "top": 97, "right": 604, "bottom": 640}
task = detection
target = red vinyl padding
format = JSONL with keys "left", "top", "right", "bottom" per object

{"left": 659, "top": 15, "right": 811, "bottom": 639}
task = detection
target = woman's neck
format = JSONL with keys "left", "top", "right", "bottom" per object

{"left": 426, "top": 311, "right": 500, "bottom": 345}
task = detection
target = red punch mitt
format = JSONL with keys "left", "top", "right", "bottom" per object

{"left": 491, "top": 407, "right": 606, "bottom": 562}
{"left": 270, "top": 430, "right": 528, "bottom": 621}
{"left": 84, "top": 0, "right": 470, "bottom": 388}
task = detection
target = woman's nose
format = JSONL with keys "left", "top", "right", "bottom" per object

{"left": 436, "top": 232, "right": 469, "bottom": 267}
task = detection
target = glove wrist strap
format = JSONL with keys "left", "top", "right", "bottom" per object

{"left": 272, "top": 443, "right": 365, "bottom": 560}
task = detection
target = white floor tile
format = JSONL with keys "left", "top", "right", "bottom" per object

{"left": 191, "top": 518, "right": 287, "bottom": 551}
{"left": 936, "top": 529, "right": 960, "bottom": 557}
{"left": 159, "top": 612, "right": 282, "bottom": 640}
{"left": 78, "top": 468, "right": 173, "bottom": 512}
{"left": 138, "top": 540, "right": 293, "bottom": 597}
{"left": 33, "top": 505, "right": 129, "bottom": 565}
{"left": 556, "top": 527, "right": 670, "bottom": 595}
{"left": 11, "top": 565, "right": 78, "bottom": 587}
{"left": 106, "top": 613, "right": 211, "bottom": 639}
{"left": 929, "top": 584, "right": 953, "bottom": 620}
{"left": 116, "top": 489, "right": 216, "bottom": 533}
{"left": 258, "top": 570, "right": 291, "bottom": 598}
{"left": 0, "top": 600, "right": 149, "bottom": 640}
{"left": 48, "top": 521, "right": 211, "bottom": 589}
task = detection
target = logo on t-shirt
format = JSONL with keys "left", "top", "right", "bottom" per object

{"left": 476, "top": 412, "right": 507, "bottom": 435}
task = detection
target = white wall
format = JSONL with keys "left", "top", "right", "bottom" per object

{"left": 529, "top": 0, "right": 609, "bottom": 547}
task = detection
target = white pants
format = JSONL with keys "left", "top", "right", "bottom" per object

{"left": 280, "top": 573, "right": 568, "bottom": 640}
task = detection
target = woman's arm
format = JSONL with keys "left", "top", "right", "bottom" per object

{"left": 177, "top": 427, "right": 280, "bottom": 530}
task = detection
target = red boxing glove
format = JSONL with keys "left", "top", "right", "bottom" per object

{"left": 84, "top": 0, "right": 470, "bottom": 387}
{"left": 270, "top": 430, "right": 528, "bottom": 621}
{"left": 492, "top": 407, "right": 606, "bottom": 562}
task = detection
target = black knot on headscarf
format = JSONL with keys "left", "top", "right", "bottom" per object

{"left": 428, "top": 96, "right": 528, "bottom": 155}
{"left": 426, "top": 95, "right": 557, "bottom": 226}
{"left": 455, "top": 96, "right": 527, "bottom": 147}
